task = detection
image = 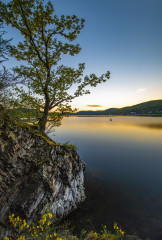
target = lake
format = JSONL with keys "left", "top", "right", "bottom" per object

{"left": 48, "top": 116, "right": 162, "bottom": 240}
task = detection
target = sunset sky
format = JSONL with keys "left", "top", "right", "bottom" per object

{"left": 2, "top": 0, "right": 162, "bottom": 111}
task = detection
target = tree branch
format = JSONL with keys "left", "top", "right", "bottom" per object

{"left": 17, "top": 0, "right": 47, "bottom": 67}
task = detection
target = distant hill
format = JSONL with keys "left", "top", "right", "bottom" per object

{"left": 69, "top": 108, "right": 118, "bottom": 116}
{"left": 112, "top": 100, "right": 162, "bottom": 115}
{"left": 71, "top": 100, "right": 162, "bottom": 116}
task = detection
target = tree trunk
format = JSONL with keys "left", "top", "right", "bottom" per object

{"left": 38, "top": 99, "right": 49, "bottom": 134}
{"left": 39, "top": 70, "right": 51, "bottom": 134}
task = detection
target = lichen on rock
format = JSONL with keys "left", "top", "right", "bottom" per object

{"left": 0, "top": 113, "right": 86, "bottom": 237}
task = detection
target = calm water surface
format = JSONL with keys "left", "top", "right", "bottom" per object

{"left": 49, "top": 116, "right": 162, "bottom": 240}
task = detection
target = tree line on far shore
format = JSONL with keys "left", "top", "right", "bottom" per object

{"left": 69, "top": 100, "right": 162, "bottom": 116}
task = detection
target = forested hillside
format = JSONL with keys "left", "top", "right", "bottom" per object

{"left": 71, "top": 100, "right": 162, "bottom": 115}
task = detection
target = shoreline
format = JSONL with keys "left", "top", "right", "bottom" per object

{"left": 68, "top": 114, "right": 162, "bottom": 117}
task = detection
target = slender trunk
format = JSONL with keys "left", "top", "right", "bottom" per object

{"left": 38, "top": 98, "right": 49, "bottom": 134}
{"left": 39, "top": 68, "right": 51, "bottom": 133}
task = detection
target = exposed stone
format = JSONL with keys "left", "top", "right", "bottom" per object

{"left": 0, "top": 113, "right": 86, "bottom": 237}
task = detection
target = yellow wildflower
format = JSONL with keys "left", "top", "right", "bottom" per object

{"left": 120, "top": 230, "right": 125, "bottom": 235}
{"left": 114, "top": 222, "right": 118, "bottom": 230}
{"left": 19, "top": 226, "right": 24, "bottom": 230}
{"left": 17, "top": 236, "right": 25, "bottom": 240}
{"left": 94, "top": 232, "right": 97, "bottom": 237}
{"left": 40, "top": 226, "right": 44, "bottom": 231}
{"left": 48, "top": 213, "right": 53, "bottom": 219}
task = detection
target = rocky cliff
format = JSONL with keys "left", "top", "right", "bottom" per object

{"left": 0, "top": 112, "right": 85, "bottom": 237}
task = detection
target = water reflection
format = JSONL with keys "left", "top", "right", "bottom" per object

{"left": 138, "top": 123, "right": 162, "bottom": 129}
{"left": 49, "top": 117, "right": 162, "bottom": 240}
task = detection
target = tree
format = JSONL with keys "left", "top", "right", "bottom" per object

{"left": 1, "top": 0, "right": 110, "bottom": 133}
{"left": 0, "top": 20, "right": 26, "bottom": 111}
{"left": 0, "top": 66, "right": 28, "bottom": 112}
{"left": 0, "top": 66, "right": 26, "bottom": 90}
{"left": 0, "top": 20, "right": 12, "bottom": 63}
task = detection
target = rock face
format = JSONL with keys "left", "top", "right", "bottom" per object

{"left": 0, "top": 114, "right": 85, "bottom": 237}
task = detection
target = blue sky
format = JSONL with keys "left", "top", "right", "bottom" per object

{"left": 2, "top": 0, "right": 162, "bottom": 110}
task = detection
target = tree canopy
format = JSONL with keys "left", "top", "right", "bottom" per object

{"left": 0, "top": 20, "right": 12, "bottom": 64}
{"left": 0, "top": 20, "right": 26, "bottom": 110}
{"left": 1, "top": 0, "right": 110, "bottom": 133}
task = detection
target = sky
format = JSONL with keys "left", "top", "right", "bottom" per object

{"left": 2, "top": 0, "right": 162, "bottom": 110}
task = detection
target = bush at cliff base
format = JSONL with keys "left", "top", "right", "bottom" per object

{"left": 3, "top": 212, "right": 138, "bottom": 240}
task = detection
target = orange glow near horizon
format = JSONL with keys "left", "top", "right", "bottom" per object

{"left": 53, "top": 116, "right": 162, "bottom": 144}
{"left": 74, "top": 97, "right": 162, "bottom": 111}
{"left": 71, "top": 83, "right": 162, "bottom": 111}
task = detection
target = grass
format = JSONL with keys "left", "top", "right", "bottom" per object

{"left": 1, "top": 111, "right": 77, "bottom": 151}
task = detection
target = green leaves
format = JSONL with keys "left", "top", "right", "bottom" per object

{"left": 1, "top": 0, "right": 110, "bottom": 133}
{"left": 0, "top": 22, "right": 12, "bottom": 63}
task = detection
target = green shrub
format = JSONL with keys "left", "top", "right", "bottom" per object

{"left": 3, "top": 212, "right": 134, "bottom": 240}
